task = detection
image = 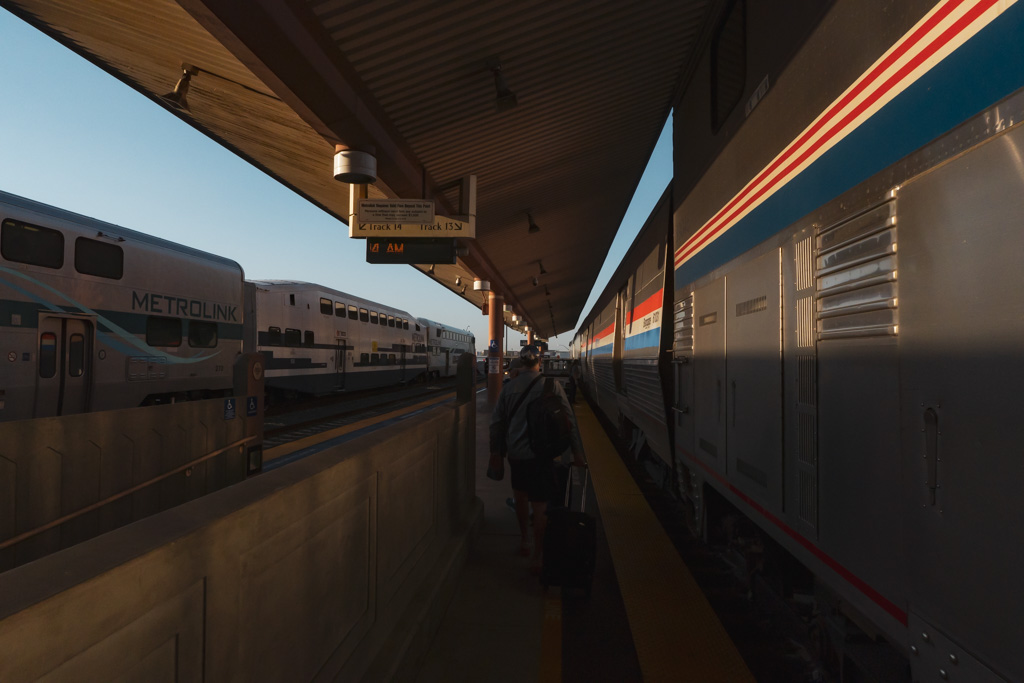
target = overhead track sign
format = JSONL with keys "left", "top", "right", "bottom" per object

{"left": 350, "top": 214, "right": 475, "bottom": 238}
{"left": 356, "top": 198, "right": 434, "bottom": 224}
{"left": 365, "top": 237, "right": 457, "bottom": 264}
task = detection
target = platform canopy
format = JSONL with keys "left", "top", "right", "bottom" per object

{"left": 4, "top": 0, "right": 712, "bottom": 339}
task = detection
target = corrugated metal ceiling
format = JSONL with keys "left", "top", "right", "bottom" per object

{"left": 3, "top": 0, "right": 712, "bottom": 338}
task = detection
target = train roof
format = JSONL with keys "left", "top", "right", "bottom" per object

{"left": 0, "top": 189, "right": 243, "bottom": 273}
{"left": 247, "top": 279, "right": 415, "bottom": 318}
{"left": 417, "top": 318, "right": 473, "bottom": 336}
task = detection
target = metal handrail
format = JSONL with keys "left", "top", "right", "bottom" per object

{"left": 0, "top": 435, "right": 257, "bottom": 552}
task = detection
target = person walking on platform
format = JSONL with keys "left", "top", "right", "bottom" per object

{"left": 566, "top": 361, "right": 579, "bottom": 405}
{"left": 488, "top": 345, "right": 586, "bottom": 572}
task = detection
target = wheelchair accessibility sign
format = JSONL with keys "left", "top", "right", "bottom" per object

{"left": 246, "top": 396, "right": 258, "bottom": 417}
{"left": 224, "top": 398, "right": 236, "bottom": 420}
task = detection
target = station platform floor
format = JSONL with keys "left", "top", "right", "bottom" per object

{"left": 415, "top": 385, "right": 756, "bottom": 683}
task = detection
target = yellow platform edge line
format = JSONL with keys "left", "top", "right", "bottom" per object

{"left": 575, "top": 400, "right": 755, "bottom": 683}
{"left": 539, "top": 594, "right": 563, "bottom": 682}
{"left": 263, "top": 392, "right": 452, "bottom": 462}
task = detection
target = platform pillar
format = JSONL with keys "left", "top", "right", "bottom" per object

{"left": 487, "top": 292, "right": 504, "bottom": 404}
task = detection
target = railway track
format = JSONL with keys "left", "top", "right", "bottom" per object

{"left": 263, "top": 378, "right": 462, "bottom": 449}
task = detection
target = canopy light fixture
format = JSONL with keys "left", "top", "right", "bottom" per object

{"left": 487, "top": 57, "right": 518, "bottom": 112}
{"left": 161, "top": 65, "right": 197, "bottom": 111}
{"left": 527, "top": 213, "right": 540, "bottom": 234}
{"left": 455, "top": 276, "right": 462, "bottom": 286}
{"left": 427, "top": 264, "right": 435, "bottom": 275}
{"left": 161, "top": 62, "right": 278, "bottom": 114}
{"left": 538, "top": 260, "right": 547, "bottom": 275}
{"left": 532, "top": 276, "right": 539, "bottom": 287}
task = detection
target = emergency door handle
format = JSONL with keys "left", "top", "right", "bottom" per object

{"left": 923, "top": 408, "right": 939, "bottom": 505}
{"left": 716, "top": 380, "right": 722, "bottom": 423}
{"left": 731, "top": 381, "right": 737, "bottom": 427}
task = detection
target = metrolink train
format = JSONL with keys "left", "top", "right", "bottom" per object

{"left": 572, "top": 1, "right": 1024, "bottom": 681}
{"left": 0, "top": 191, "right": 474, "bottom": 423}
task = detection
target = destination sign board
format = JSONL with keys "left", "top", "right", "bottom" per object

{"left": 350, "top": 214, "right": 475, "bottom": 238}
{"left": 356, "top": 198, "right": 434, "bottom": 225}
{"left": 366, "top": 237, "right": 457, "bottom": 265}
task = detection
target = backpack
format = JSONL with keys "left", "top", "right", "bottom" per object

{"left": 526, "top": 377, "right": 573, "bottom": 460}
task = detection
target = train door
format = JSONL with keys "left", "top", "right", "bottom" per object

{"left": 693, "top": 278, "right": 726, "bottom": 477}
{"left": 34, "top": 316, "right": 92, "bottom": 418}
{"left": 897, "top": 130, "right": 1024, "bottom": 676}
{"left": 725, "top": 249, "right": 782, "bottom": 512}
{"left": 334, "top": 333, "right": 346, "bottom": 390}
{"left": 613, "top": 282, "right": 628, "bottom": 391}
{"left": 444, "top": 349, "right": 451, "bottom": 376}
{"left": 399, "top": 344, "right": 406, "bottom": 382}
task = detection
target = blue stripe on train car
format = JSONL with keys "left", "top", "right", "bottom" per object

{"left": 623, "top": 328, "right": 661, "bottom": 352}
{"left": 676, "top": 2, "right": 1024, "bottom": 289}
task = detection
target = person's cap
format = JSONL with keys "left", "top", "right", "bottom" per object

{"left": 520, "top": 345, "right": 541, "bottom": 361}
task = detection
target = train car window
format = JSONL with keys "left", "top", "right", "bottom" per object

{"left": 335, "top": 301, "right": 345, "bottom": 317}
{"left": 360, "top": 353, "right": 369, "bottom": 364}
{"left": 289, "top": 294, "right": 295, "bottom": 306}
{"left": 284, "top": 328, "right": 301, "bottom": 345}
{"left": 268, "top": 326, "right": 282, "bottom": 345}
{"left": 320, "top": 298, "right": 332, "bottom": 315}
{"left": 389, "top": 354, "right": 396, "bottom": 364}
{"left": 39, "top": 332, "right": 57, "bottom": 378}
{"left": 75, "top": 237, "right": 123, "bottom": 279}
{"left": 348, "top": 304, "right": 358, "bottom": 320}
{"left": 2, "top": 219, "right": 64, "bottom": 269}
{"left": 379, "top": 313, "right": 387, "bottom": 326}
{"left": 189, "top": 321, "right": 218, "bottom": 348}
{"left": 711, "top": 0, "right": 746, "bottom": 133}
{"left": 415, "top": 323, "right": 421, "bottom": 332}
{"left": 359, "top": 308, "right": 369, "bottom": 323}
{"left": 146, "top": 316, "right": 182, "bottom": 347}
{"left": 436, "top": 328, "right": 441, "bottom": 337}
{"left": 370, "top": 352, "right": 379, "bottom": 365}
{"left": 370, "top": 311, "right": 379, "bottom": 324}
{"left": 403, "top": 319, "right": 409, "bottom": 330}
{"left": 68, "top": 333, "right": 85, "bottom": 377}
{"left": 304, "top": 330, "right": 314, "bottom": 346}
{"left": 388, "top": 315, "right": 395, "bottom": 328}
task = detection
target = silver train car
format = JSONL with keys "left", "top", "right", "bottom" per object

{"left": 243, "top": 280, "right": 433, "bottom": 395}
{"left": 0, "top": 191, "right": 473, "bottom": 422}
{"left": 574, "top": 1, "right": 1024, "bottom": 680}
{"left": 0, "top": 190, "right": 243, "bottom": 421}
{"left": 417, "top": 318, "right": 475, "bottom": 380}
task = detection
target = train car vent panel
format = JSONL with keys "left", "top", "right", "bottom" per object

{"left": 815, "top": 196, "right": 899, "bottom": 340}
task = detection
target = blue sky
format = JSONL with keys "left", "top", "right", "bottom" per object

{"left": 0, "top": 8, "right": 671, "bottom": 353}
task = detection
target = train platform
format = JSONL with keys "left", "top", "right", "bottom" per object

{"left": 415, "top": 385, "right": 755, "bottom": 683}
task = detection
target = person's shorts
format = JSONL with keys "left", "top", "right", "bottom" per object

{"left": 509, "top": 457, "right": 555, "bottom": 503}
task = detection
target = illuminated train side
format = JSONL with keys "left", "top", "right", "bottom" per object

{"left": 0, "top": 190, "right": 244, "bottom": 421}
{"left": 573, "top": 1, "right": 1024, "bottom": 680}
{"left": 0, "top": 193, "right": 472, "bottom": 422}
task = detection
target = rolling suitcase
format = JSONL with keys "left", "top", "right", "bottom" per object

{"left": 541, "top": 465, "right": 595, "bottom": 596}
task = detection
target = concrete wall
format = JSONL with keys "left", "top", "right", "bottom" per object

{"left": 0, "top": 395, "right": 479, "bottom": 682}
{"left": 0, "top": 396, "right": 257, "bottom": 571}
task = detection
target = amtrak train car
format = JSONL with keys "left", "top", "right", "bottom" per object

{"left": 576, "top": 1, "right": 1024, "bottom": 680}
{"left": 0, "top": 190, "right": 243, "bottom": 422}
{"left": 576, "top": 189, "right": 673, "bottom": 465}
{"left": 245, "top": 280, "right": 427, "bottom": 395}
{"left": 417, "top": 318, "right": 475, "bottom": 379}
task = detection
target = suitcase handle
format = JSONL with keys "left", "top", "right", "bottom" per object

{"left": 563, "top": 464, "right": 589, "bottom": 512}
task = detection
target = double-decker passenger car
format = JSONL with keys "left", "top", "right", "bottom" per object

{"left": 417, "top": 318, "right": 475, "bottom": 380}
{"left": 0, "top": 190, "right": 475, "bottom": 422}
{"left": 0, "top": 190, "right": 243, "bottom": 421}
{"left": 574, "top": 1, "right": 1024, "bottom": 680}
{"left": 244, "top": 280, "right": 428, "bottom": 395}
